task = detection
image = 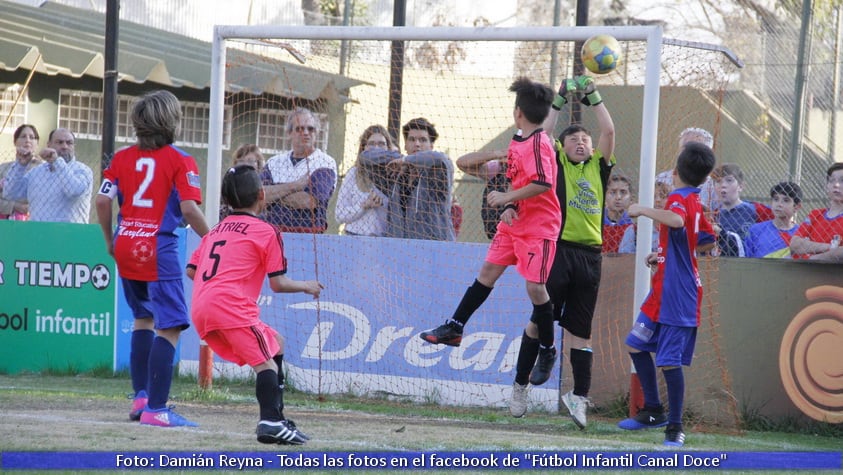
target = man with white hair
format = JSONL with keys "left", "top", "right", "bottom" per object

{"left": 2, "top": 127, "right": 93, "bottom": 223}
{"left": 656, "top": 127, "right": 717, "bottom": 210}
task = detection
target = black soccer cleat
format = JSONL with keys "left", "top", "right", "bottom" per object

{"left": 528, "top": 346, "right": 557, "bottom": 386}
{"left": 663, "top": 423, "right": 686, "bottom": 447}
{"left": 618, "top": 405, "right": 668, "bottom": 430}
{"left": 419, "top": 321, "right": 463, "bottom": 347}
{"left": 256, "top": 419, "right": 308, "bottom": 445}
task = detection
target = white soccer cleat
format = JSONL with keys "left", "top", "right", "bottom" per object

{"left": 562, "top": 390, "right": 591, "bottom": 429}
{"left": 509, "top": 382, "right": 529, "bottom": 418}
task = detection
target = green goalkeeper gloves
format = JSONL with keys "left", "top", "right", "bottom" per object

{"left": 552, "top": 76, "right": 602, "bottom": 108}
{"left": 552, "top": 78, "right": 578, "bottom": 110}
{"left": 575, "top": 75, "right": 602, "bottom": 106}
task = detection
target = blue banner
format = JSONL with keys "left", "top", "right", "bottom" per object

{"left": 2, "top": 451, "right": 840, "bottom": 470}
{"left": 179, "top": 233, "right": 554, "bottom": 408}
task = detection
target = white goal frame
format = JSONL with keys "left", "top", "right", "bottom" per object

{"left": 208, "top": 25, "right": 663, "bottom": 313}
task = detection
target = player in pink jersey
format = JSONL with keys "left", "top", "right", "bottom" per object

{"left": 188, "top": 164, "right": 322, "bottom": 445}
{"left": 96, "top": 90, "right": 210, "bottom": 427}
{"left": 790, "top": 162, "right": 843, "bottom": 261}
{"left": 419, "top": 78, "right": 561, "bottom": 417}
{"left": 617, "top": 142, "right": 716, "bottom": 447}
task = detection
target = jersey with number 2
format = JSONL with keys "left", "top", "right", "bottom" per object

{"left": 100, "top": 144, "right": 203, "bottom": 281}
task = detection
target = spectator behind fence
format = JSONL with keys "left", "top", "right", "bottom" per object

{"left": 2, "top": 128, "right": 93, "bottom": 223}
{"left": 359, "top": 117, "right": 455, "bottom": 241}
{"left": 602, "top": 174, "right": 634, "bottom": 253}
{"left": 456, "top": 148, "right": 509, "bottom": 239}
{"left": 334, "top": 125, "right": 392, "bottom": 236}
{"left": 656, "top": 127, "right": 717, "bottom": 210}
{"left": 220, "top": 144, "right": 265, "bottom": 221}
{"left": 744, "top": 181, "right": 802, "bottom": 258}
{"left": 261, "top": 108, "right": 337, "bottom": 233}
{"left": 711, "top": 163, "right": 764, "bottom": 257}
{"left": 790, "top": 162, "right": 843, "bottom": 261}
{"left": 619, "top": 180, "right": 672, "bottom": 254}
{"left": 0, "top": 124, "right": 42, "bottom": 220}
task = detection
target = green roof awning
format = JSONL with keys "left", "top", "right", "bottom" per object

{"left": 0, "top": 0, "right": 365, "bottom": 100}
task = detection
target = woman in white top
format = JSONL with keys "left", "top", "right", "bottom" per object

{"left": 335, "top": 125, "right": 393, "bottom": 236}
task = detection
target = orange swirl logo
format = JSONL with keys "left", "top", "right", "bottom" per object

{"left": 779, "top": 285, "right": 843, "bottom": 423}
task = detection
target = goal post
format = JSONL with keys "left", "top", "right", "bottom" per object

{"left": 200, "top": 24, "right": 742, "bottom": 428}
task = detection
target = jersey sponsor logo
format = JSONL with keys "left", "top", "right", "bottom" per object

{"left": 187, "top": 171, "right": 201, "bottom": 188}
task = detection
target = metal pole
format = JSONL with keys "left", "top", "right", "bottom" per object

{"left": 101, "top": 0, "right": 119, "bottom": 173}
{"left": 572, "top": 0, "right": 589, "bottom": 125}
{"left": 788, "top": 0, "right": 814, "bottom": 183}
{"left": 387, "top": 0, "right": 406, "bottom": 143}
{"left": 550, "top": 0, "right": 562, "bottom": 88}
{"left": 339, "top": 0, "right": 351, "bottom": 75}
{"left": 830, "top": 6, "right": 841, "bottom": 161}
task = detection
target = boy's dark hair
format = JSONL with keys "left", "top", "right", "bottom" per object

{"left": 558, "top": 124, "right": 590, "bottom": 143}
{"left": 770, "top": 181, "right": 803, "bottom": 204}
{"left": 132, "top": 90, "right": 182, "bottom": 150}
{"left": 827, "top": 162, "right": 843, "bottom": 178}
{"left": 509, "top": 77, "right": 554, "bottom": 125}
{"left": 222, "top": 164, "right": 262, "bottom": 209}
{"left": 402, "top": 117, "right": 438, "bottom": 144}
{"left": 676, "top": 142, "right": 716, "bottom": 187}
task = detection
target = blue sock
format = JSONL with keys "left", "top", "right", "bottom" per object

{"left": 629, "top": 351, "right": 661, "bottom": 409}
{"left": 663, "top": 367, "right": 685, "bottom": 425}
{"left": 130, "top": 330, "right": 154, "bottom": 395}
{"left": 147, "top": 337, "right": 176, "bottom": 410}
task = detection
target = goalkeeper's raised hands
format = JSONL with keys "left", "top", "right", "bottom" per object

{"left": 575, "top": 75, "right": 602, "bottom": 106}
{"left": 552, "top": 78, "right": 578, "bottom": 110}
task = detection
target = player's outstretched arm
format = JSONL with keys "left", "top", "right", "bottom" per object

{"left": 456, "top": 150, "right": 506, "bottom": 179}
{"left": 269, "top": 275, "right": 324, "bottom": 298}
{"left": 628, "top": 203, "right": 682, "bottom": 228}
{"left": 180, "top": 200, "right": 210, "bottom": 237}
{"left": 575, "top": 76, "right": 615, "bottom": 161}
{"left": 543, "top": 78, "right": 577, "bottom": 139}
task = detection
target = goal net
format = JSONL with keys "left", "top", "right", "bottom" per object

{"left": 199, "top": 25, "right": 742, "bottom": 429}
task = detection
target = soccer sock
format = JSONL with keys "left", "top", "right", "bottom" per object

{"left": 570, "top": 348, "right": 593, "bottom": 397}
{"left": 130, "top": 329, "right": 154, "bottom": 395}
{"left": 532, "top": 300, "right": 554, "bottom": 347}
{"left": 663, "top": 367, "right": 685, "bottom": 425}
{"left": 273, "top": 354, "right": 286, "bottom": 416}
{"left": 514, "top": 331, "right": 540, "bottom": 386}
{"left": 256, "top": 369, "right": 282, "bottom": 422}
{"left": 146, "top": 337, "right": 175, "bottom": 409}
{"left": 629, "top": 351, "right": 661, "bottom": 409}
{"left": 450, "top": 279, "right": 493, "bottom": 326}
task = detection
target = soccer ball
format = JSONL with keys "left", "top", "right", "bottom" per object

{"left": 91, "top": 264, "right": 111, "bottom": 290}
{"left": 581, "top": 34, "right": 621, "bottom": 74}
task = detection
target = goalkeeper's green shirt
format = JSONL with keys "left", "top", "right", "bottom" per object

{"left": 554, "top": 143, "right": 615, "bottom": 247}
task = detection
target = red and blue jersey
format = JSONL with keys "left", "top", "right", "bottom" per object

{"left": 792, "top": 208, "right": 843, "bottom": 259}
{"left": 102, "top": 144, "right": 203, "bottom": 281}
{"left": 640, "top": 187, "right": 714, "bottom": 327}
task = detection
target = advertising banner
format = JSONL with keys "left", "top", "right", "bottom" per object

{"left": 0, "top": 221, "right": 116, "bottom": 373}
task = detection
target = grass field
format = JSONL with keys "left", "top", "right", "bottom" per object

{"left": 0, "top": 372, "right": 840, "bottom": 474}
